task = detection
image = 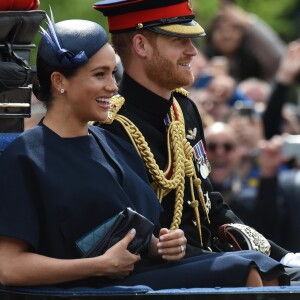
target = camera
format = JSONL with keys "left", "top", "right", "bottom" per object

{"left": 0, "top": 10, "right": 45, "bottom": 133}
{"left": 281, "top": 135, "right": 300, "bottom": 158}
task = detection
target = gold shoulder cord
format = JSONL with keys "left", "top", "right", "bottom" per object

{"left": 101, "top": 93, "right": 210, "bottom": 245}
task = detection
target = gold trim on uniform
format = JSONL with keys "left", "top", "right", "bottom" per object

{"left": 97, "top": 91, "right": 210, "bottom": 246}
{"left": 174, "top": 87, "right": 189, "bottom": 97}
{"left": 100, "top": 94, "right": 125, "bottom": 124}
{"left": 104, "top": 95, "right": 210, "bottom": 246}
{"left": 157, "top": 23, "right": 205, "bottom": 36}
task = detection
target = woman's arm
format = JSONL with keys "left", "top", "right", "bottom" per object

{"left": 0, "top": 229, "right": 140, "bottom": 286}
{"left": 263, "top": 41, "right": 300, "bottom": 139}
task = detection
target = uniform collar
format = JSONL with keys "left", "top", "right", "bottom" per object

{"left": 119, "top": 72, "right": 173, "bottom": 119}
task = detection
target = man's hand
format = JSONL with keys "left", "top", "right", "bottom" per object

{"left": 258, "top": 135, "right": 288, "bottom": 178}
{"left": 276, "top": 41, "right": 300, "bottom": 85}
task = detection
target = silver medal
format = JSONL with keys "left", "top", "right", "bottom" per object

{"left": 200, "top": 163, "right": 208, "bottom": 179}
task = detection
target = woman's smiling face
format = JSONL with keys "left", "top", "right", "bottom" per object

{"left": 62, "top": 43, "right": 118, "bottom": 123}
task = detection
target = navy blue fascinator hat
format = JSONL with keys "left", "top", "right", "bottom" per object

{"left": 38, "top": 12, "right": 108, "bottom": 69}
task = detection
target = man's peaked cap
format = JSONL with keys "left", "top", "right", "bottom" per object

{"left": 93, "top": 0, "right": 205, "bottom": 38}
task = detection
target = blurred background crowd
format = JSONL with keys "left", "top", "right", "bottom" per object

{"left": 186, "top": 0, "right": 300, "bottom": 253}
{"left": 25, "top": 0, "right": 300, "bottom": 252}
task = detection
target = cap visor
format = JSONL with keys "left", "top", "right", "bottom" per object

{"left": 149, "top": 20, "right": 205, "bottom": 38}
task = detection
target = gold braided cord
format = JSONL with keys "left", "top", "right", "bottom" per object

{"left": 115, "top": 114, "right": 185, "bottom": 229}
{"left": 166, "top": 121, "right": 186, "bottom": 229}
{"left": 182, "top": 133, "right": 210, "bottom": 222}
{"left": 117, "top": 115, "right": 185, "bottom": 189}
{"left": 193, "top": 176, "right": 210, "bottom": 222}
{"left": 171, "top": 169, "right": 185, "bottom": 230}
{"left": 173, "top": 101, "right": 210, "bottom": 226}
{"left": 114, "top": 97, "right": 209, "bottom": 243}
{"left": 170, "top": 102, "right": 185, "bottom": 128}
{"left": 188, "top": 177, "right": 203, "bottom": 245}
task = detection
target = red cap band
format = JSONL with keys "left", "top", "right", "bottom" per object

{"left": 104, "top": 2, "right": 193, "bottom": 31}
{"left": 0, "top": 0, "right": 39, "bottom": 11}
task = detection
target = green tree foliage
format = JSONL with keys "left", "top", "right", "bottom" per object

{"left": 36, "top": 0, "right": 300, "bottom": 42}
{"left": 236, "top": 0, "right": 299, "bottom": 42}
{"left": 38, "top": 0, "right": 106, "bottom": 27}
{"left": 192, "top": 0, "right": 299, "bottom": 42}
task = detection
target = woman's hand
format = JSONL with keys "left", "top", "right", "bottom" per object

{"left": 99, "top": 228, "right": 141, "bottom": 279}
{"left": 148, "top": 228, "right": 187, "bottom": 261}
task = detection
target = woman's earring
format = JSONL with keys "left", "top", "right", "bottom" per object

{"left": 60, "top": 88, "right": 65, "bottom": 94}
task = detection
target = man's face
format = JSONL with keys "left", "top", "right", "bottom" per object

{"left": 144, "top": 34, "right": 198, "bottom": 91}
{"left": 61, "top": 43, "right": 118, "bottom": 123}
{"left": 211, "top": 20, "right": 244, "bottom": 56}
{"left": 205, "top": 124, "right": 240, "bottom": 184}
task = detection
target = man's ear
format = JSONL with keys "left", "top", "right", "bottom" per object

{"left": 132, "top": 34, "right": 149, "bottom": 58}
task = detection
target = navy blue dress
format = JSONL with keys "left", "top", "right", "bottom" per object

{"left": 0, "top": 124, "right": 289, "bottom": 288}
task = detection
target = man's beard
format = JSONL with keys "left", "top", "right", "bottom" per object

{"left": 144, "top": 49, "right": 194, "bottom": 91}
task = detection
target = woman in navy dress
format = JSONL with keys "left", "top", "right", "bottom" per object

{"left": 0, "top": 15, "right": 288, "bottom": 288}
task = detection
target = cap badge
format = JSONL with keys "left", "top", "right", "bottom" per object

{"left": 187, "top": 128, "right": 197, "bottom": 140}
{"left": 137, "top": 23, "right": 143, "bottom": 29}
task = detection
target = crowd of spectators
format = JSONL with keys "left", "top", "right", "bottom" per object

{"left": 186, "top": 2, "right": 300, "bottom": 252}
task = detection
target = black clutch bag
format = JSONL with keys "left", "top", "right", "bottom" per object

{"left": 75, "top": 207, "right": 154, "bottom": 258}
